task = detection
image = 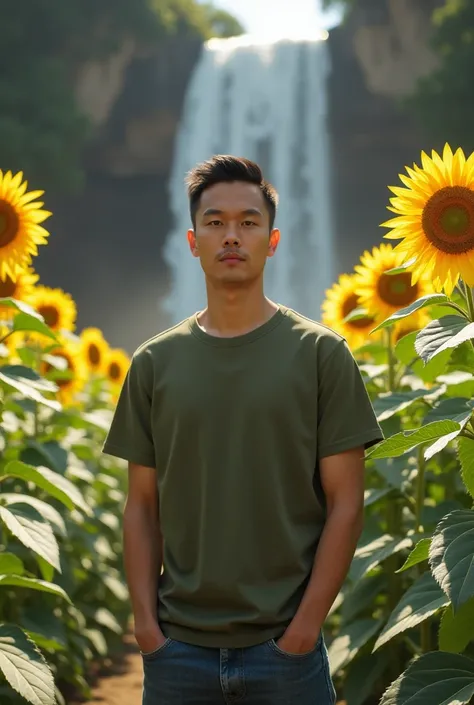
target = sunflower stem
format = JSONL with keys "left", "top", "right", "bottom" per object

{"left": 386, "top": 327, "right": 396, "bottom": 392}
{"left": 464, "top": 281, "right": 474, "bottom": 322}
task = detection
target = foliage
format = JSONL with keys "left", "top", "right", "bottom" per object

{"left": 323, "top": 145, "right": 474, "bottom": 704}
{"left": 0, "top": 0, "right": 243, "bottom": 194}
{"left": 406, "top": 0, "right": 474, "bottom": 151}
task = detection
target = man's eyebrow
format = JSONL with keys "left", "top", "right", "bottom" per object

{"left": 202, "top": 208, "right": 263, "bottom": 216}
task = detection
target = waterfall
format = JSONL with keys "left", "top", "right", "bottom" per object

{"left": 161, "top": 32, "right": 334, "bottom": 326}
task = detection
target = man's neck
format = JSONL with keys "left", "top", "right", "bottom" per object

{"left": 197, "top": 286, "right": 279, "bottom": 339}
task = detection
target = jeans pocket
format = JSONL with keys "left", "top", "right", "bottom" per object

{"left": 268, "top": 632, "right": 322, "bottom": 660}
{"left": 141, "top": 637, "right": 173, "bottom": 660}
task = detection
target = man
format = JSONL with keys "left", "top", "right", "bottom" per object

{"left": 103, "top": 155, "right": 383, "bottom": 705}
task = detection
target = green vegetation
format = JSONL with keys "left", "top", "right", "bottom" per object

{"left": 0, "top": 0, "right": 244, "bottom": 194}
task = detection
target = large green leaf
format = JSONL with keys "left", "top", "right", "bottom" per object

{"left": 458, "top": 437, "right": 474, "bottom": 498}
{"left": 0, "top": 554, "right": 24, "bottom": 576}
{"left": 344, "top": 650, "right": 391, "bottom": 705}
{"left": 103, "top": 574, "right": 128, "bottom": 601}
{"left": 327, "top": 618, "right": 384, "bottom": 675}
{"left": 364, "top": 487, "right": 392, "bottom": 507}
{"left": 0, "top": 576, "right": 70, "bottom": 602}
{"left": 374, "top": 456, "right": 416, "bottom": 492}
{"left": 2, "top": 461, "right": 74, "bottom": 510}
{"left": 439, "top": 598, "right": 474, "bottom": 654}
{"left": 379, "top": 651, "right": 474, "bottom": 705}
{"left": 397, "top": 538, "right": 431, "bottom": 573}
{"left": 0, "top": 298, "right": 44, "bottom": 321}
{"left": 366, "top": 421, "right": 460, "bottom": 460}
{"left": 350, "top": 535, "right": 412, "bottom": 583}
{"left": 12, "top": 314, "right": 56, "bottom": 341}
{"left": 341, "top": 574, "right": 387, "bottom": 623}
{"left": 1, "top": 495, "right": 66, "bottom": 537}
{"left": 415, "top": 316, "right": 474, "bottom": 363}
{"left": 372, "top": 294, "right": 450, "bottom": 333}
{"left": 374, "top": 571, "right": 449, "bottom": 651}
{"left": 0, "top": 624, "right": 55, "bottom": 705}
{"left": 429, "top": 510, "right": 474, "bottom": 611}
{"left": 0, "top": 505, "right": 60, "bottom": 571}
{"left": 2, "top": 461, "right": 90, "bottom": 516}
{"left": 0, "top": 370, "right": 60, "bottom": 411}
{"left": 373, "top": 389, "right": 442, "bottom": 423}
{"left": 422, "top": 398, "right": 473, "bottom": 460}
{"left": 94, "top": 608, "right": 122, "bottom": 634}
{"left": 0, "top": 366, "right": 57, "bottom": 394}
{"left": 21, "top": 441, "right": 68, "bottom": 475}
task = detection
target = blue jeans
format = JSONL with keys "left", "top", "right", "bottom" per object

{"left": 141, "top": 633, "right": 336, "bottom": 704}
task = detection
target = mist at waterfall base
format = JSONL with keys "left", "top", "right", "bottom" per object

{"left": 161, "top": 33, "right": 334, "bottom": 328}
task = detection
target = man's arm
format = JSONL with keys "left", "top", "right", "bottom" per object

{"left": 278, "top": 446, "right": 365, "bottom": 654}
{"left": 124, "top": 462, "right": 166, "bottom": 653}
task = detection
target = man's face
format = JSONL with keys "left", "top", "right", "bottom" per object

{"left": 187, "top": 181, "right": 280, "bottom": 286}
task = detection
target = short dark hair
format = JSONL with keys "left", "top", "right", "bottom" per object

{"left": 186, "top": 155, "right": 279, "bottom": 229}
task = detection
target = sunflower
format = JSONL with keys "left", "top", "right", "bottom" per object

{"left": 26, "top": 285, "right": 77, "bottom": 334}
{"left": 80, "top": 327, "right": 109, "bottom": 374}
{"left": 355, "top": 243, "right": 433, "bottom": 324}
{"left": 105, "top": 349, "right": 130, "bottom": 389}
{"left": 321, "top": 273, "right": 378, "bottom": 351}
{"left": 0, "top": 267, "right": 39, "bottom": 321}
{"left": 41, "top": 338, "right": 88, "bottom": 406}
{"left": 382, "top": 144, "right": 474, "bottom": 295}
{"left": 0, "top": 171, "right": 51, "bottom": 281}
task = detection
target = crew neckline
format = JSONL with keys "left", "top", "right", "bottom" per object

{"left": 189, "top": 305, "right": 288, "bottom": 347}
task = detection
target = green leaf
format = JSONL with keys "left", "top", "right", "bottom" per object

{"left": 415, "top": 316, "right": 473, "bottom": 363}
{"left": 397, "top": 538, "right": 431, "bottom": 573}
{"left": 0, "top": 576, "right": 70, "bottom": 602}
{"left": 344, "top": 650, "right": 391, "bottom": 705}
{"left": 1, "top": 496, "right": 66, "bottom": 537}
{"left": 429, "top": 510, "right": 474, "bottom": 611}
{"left": 327, "top": 618, "right": 384, "bottom": 675}
{"left": 366, "top": 420, "right": 460, "bottom": 459}
{"left": 351, "top": 535, "right": 413, "bottom": 583}
{"left": 0, "top": 366, "right": 57, "bottom": 393}
{"left": 0, "top": 554, "right": 24, "bottom": 576}
{"left": 372, "top": 294, "right": 450, "bottom": 333}
{"left": 423, "top": 398, "right": 473, "bottom": 460}
{"left": 0, "top": 298, "right": 44, "bottom": 321}
{"left": 21, "top": 611, "right": 67, "bottom": 652}
{"left": 0, "top": 624, "right": 55, "bottom": 705}
{"left": 379, "top": 651, "right": 474, "bottom": 705}
{"left": 373, "top": 571, "right": 449, "bottom": 650}
{"left": 458, "top": 437, "right": 474, "bottom": 498}
{"left": 94, "top": 608, "right": 122, "bottom": 634}
{"left": 343, "top": 307, "right": 370, "bottom": 323}
{"left": 12, "top": 314, "right": 56, "bottom": 341}
{"left": 394, "top": 331, "right": 418, "bottom": 365}
{"left": 384, "top": 257, "right": 418, "bottom": 275}
{"left": 103, "top": 574, "right": 128, "bottom": 602}
{"left": 2, "top": 461, "right": 90, "bottom": 516}
{"left": 373, "top": 389, "right": 442, "bottom": 423}
{"left": 0, "top": 505, "right": 60, "bottom": 571}
{"left": 341, "top": 574, "right": 387, "bottom": 623}
{"left": 374, "top": 456, "right": 416, "bottom": 491}
{"left": 0, "top": 370, "right": 60, "bottom": 411}
{"left": 439, "top": 598, "right": 474, "bottom": 654}
{"left": 21, "top": 441, "right": 68, "bottom": 474}
{"left": 84, "top": 629, "right": 108, "bottom": 656}
{"left": 364, "top": 487, "right": 392, "bottom": 507}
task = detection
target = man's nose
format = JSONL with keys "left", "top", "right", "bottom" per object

{"left": 222, "top": 229, "right": 241, "bottom": 247}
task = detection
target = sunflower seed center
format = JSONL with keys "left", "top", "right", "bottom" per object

{"left": 39, "top": 305, "right": 60, "bottom": 328}
{"left": 88, "top": 343, "right": 101, "bottom": 366}
{"left": 341, "top": 293, "right": 375, "bottom": 330}
{"left": 0, "top": 275, "right": 17, "bottom": 298}
{"left": 109, "top": 361, "right": 121, "bottom": 380}
{"left": 0, "top": 201, "right": 20, "bottom": 248}
{"left": 422, "top": 186, "right": 474, "bottom": 254}
{"left": 378, "top": 272, "right": 418, "bottom": 307}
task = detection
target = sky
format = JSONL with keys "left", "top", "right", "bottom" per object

{"left": 211, "top": 0, "right": 343, "bottom": 40}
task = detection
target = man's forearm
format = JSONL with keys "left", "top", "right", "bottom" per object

{"left": 123, "top": 502, "right": 162, "bottom": 623}
{"left": 290, "top": 505, "right": 363, "bottom": 634}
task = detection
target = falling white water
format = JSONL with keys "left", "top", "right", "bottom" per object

{"left": 161, "top": 31, "right": 334, "bottom": 325}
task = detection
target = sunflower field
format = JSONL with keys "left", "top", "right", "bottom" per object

{"left": 1, "top": 145, "right": 474, "bottom": 705}
{"left": 322, "top": 145, "right": 474, "bottom": 705}
{"left": 0, "top": 170, "right": 132, "bottom": 704}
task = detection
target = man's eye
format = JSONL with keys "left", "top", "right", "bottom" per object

{"left": 207, "top": 220, "right": 223, "bottom": 226}
{"left": 242, "top": 221, "right": 257, "bottom": 227}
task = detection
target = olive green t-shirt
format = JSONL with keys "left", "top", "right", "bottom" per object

{"left": 103, "top": 306, "right": 382, "bottom": 648}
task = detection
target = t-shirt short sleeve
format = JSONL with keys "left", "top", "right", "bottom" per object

{"left": 317, "top": 338, "right": 383, "bottom": 460}
{"left": 102, "top": 348, "right": 156, "bottom": 468}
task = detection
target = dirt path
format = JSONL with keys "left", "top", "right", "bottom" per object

{"left": 81, "top": 634, "right": 143, "bottom": 705}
